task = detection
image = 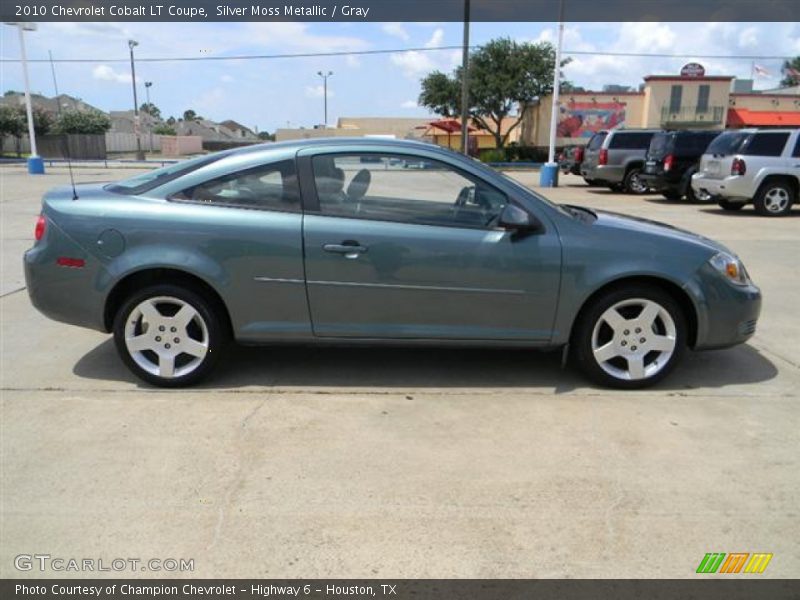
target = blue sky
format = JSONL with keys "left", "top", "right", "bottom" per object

{"left": 1, "top": 21, "right": 798, "bottom": 132}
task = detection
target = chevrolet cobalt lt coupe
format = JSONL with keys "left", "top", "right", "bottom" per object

{"left": 25, "top": 139, "right": 761, "bottom": 388}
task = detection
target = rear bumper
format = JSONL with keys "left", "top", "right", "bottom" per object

{"left": 640, "top": 173, "right": 681, "bottom": 193}
{"left": 691, "top": 173, "right": 753, "bottom": 202}
{"left": 581, "top": 164, "right": 625, "bottom": 184}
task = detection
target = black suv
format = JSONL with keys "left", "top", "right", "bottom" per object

{"left": 641, "top": 130, "right": 721, "bottom": 202}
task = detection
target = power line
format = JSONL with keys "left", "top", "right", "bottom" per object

{"left": 0, "top": 46, "right": 792, "bottom": 64}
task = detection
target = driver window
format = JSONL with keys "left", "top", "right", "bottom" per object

{"left": 311, "top": 154, "right": 508, "bottom": 229}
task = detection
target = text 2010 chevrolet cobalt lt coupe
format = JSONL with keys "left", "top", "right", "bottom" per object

{"left": 25, "top": 139, "right": 761, "bottom": 388}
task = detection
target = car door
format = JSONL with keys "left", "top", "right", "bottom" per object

{"left": 299, "top": 150, "right": 562, "bottom": 341}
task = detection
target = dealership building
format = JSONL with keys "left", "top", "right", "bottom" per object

{"left": 521, "top": 64, "right": 800, "bottom": 147}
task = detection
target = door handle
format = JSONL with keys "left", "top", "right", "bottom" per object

{"left": 323, "top": 241, "right": 368, "bottom": 258}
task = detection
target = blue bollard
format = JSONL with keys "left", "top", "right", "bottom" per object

{"left": 27, "top": 156, "right": 45, "bottom": 175}
{"left": 539, "top": 162, "right": 559, "bottom": 188}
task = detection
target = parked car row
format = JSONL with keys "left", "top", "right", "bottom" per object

{"left": 566, "top": 127, "right": 799, "bottom": 215}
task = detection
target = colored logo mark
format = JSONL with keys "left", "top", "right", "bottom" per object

{"left": 696, "top": 552, "right": 773, "bottom": 574}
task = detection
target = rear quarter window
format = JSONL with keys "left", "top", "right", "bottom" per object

{"left": 609, "top": 132, "right": 655, "bottom": 149}
{"left": 740, "top": 132, "right": 791, "bottom": 157}
{"left": 706, "top": 132, "right": 749, "bottom": 156}
{"left": 675, "top": 132, "right": 720, "bottom": 155}
{"left": 587, "top": 133, "right": 607, "bottom": 150}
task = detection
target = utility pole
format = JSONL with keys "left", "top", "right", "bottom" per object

{"left": 460, "top": 0, "right": 470, "bottom": 155}
{"left": 144, "top": 81, "right": 154, "bottom": 152}
{"left": 317, "top": 71, "right": 333, "bottom": 127}
{"left": 540, "top": 0, "right": 565, "bottom": 187}
{"left": 128, "top": 39, "right": 145, "bottom": 160}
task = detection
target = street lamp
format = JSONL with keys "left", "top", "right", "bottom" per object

{"left": 144, "top": 81, "right": 154, "bottom": 152}
{"left": 128, "top": 39, "right": 145, "bottom": 160}
{"left": 317, "top": 71, "right": 333, "bottom": 128}
{"left": 4, "top": 22, "right": 44, "bottom": 174}
{"left": 540, "top": 0, "right": 565, "bottom": 188}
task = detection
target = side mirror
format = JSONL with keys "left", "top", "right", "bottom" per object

{"left": 498, "top": 204, "right": 542, "bottom": 233}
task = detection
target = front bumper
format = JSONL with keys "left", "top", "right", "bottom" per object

{"left": 688, "top": 263, "right": 762, "bottom": 351}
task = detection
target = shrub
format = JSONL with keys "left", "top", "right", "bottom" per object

{"left": 52, "top": 109, "right": 111, "bottom": 135}
{"left": 479, "top": 148, "right": 507, "bottom": 163}
{"left": 153, "top": 124, "right": 177, "bottom": 136}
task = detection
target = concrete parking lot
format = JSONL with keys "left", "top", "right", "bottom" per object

{"left": 1, "top": 164, "right": 798, "bottom": 578}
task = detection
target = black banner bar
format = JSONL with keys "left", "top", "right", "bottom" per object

{"left": 3, "top": 580, "right": 800, "bottom": 600}
{"left": 2, "top": 0, "right": 798, "bottom": 23}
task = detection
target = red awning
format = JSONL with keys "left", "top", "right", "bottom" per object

{"left": 727, "top": 108, "right": 800, "bottom": 128}
{"left": 426, "top": 118, "right": 477, "bottom": 133}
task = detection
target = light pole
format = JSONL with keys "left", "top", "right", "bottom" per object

{"left": 317, "top": 71, "right": 333, "bottom": 128}
{"left": 4, "top": 22, "right": 43, "bottom": 174}
{"left": 460, "top": 0, "right": 470, "bottom": 155}
{"left": 128, "top": 39, "right": 145, "bottom": 160}
{"left": 144, "top": 81, "right": 154, "bottom": 152}
{"left": 540, "top": 0, "right": 565, "bottom": 188}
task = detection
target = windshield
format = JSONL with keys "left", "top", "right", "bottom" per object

{"left": 105, "top": 152, "right": 232, "bottom": 195}
{"left": 706, "top": 132, "right": 749, "bottom": 157}
{"left": 470, "top": 161, "right": 573, "bottom": 218}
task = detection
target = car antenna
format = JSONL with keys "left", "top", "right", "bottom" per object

{"left": 48, "top": 49, "right": 78, "bottom": 200}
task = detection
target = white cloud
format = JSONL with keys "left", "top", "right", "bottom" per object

{"left": 737, "top": 26, "right": 759, "bottom": 48}
{"left": 91, "top": 65, "right": 131, "bottom": 84}
{"left": 192, "top": 87, "right": 226, "bottom": 114}
{"left": 401, "top": 100, "right": 418, "bottom": 108}
{"left": 220, "top": 74, "right": 234, "bottom": 83}
{"left": 243, "top": 22, "right": 368, "bottom": 53}
{"left": 346, "top": 54, "right": 361, "bottom": 68}
{"left": 425, "top": 28, "right": 445, "bottom": 48}
{"left": 305, "top": 85, "right": 334, "bottom": 99}
{"left": 382, "top": 23, "right": 409, "bottom": 41}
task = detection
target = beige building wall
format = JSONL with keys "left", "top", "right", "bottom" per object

{"left": 643, "top": 77, "right": 732, "bottom": 129}
{"left": 730, "top": 93, "right": 800, "bottom": 111}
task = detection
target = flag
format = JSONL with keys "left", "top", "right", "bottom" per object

{"left": 753, "top": 64, "right": 770, "bottom": 77}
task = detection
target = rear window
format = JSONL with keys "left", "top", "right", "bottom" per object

{"left": 106, "top": 153, "right": 231, "bottom": 195}
{"left": 706, "top": 131, "right": 749, "bottom": 156}
{"left": 740, "top": 132, "right": 791, "bottom": 157}
{"left": 587, "top": 133, "right": 607, "bottom": 150}
{"left": 609, "top": 132, "right": 655, "bottom": 149}
{"left": 674, "top": 132, "right": 720, "bottom": 155}
{"left": 648, "top": 133, "right": 674, "bottom": 158}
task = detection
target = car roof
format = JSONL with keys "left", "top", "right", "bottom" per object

{"left": 226, "top": 137, "right": 448, "bottom": 159}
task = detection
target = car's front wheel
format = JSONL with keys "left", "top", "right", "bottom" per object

{"left": 113, "top": 284, "right": 227, "bottom": 387}
{"left": 573, "top": 286, "right": 687, "bottom": 389}
{"left": 718, "top": 199, "right": 744, "bottom": 211}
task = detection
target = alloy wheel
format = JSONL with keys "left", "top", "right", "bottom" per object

{"left": 124, "top": 296, "right": 209, "bottom": 379}
{"left": 763, "top": 187, "right": 790, "bottom": 214}
{"left": 590, "top": 298, "right": 677, "bottom": 381}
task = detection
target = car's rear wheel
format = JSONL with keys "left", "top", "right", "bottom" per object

{"left": 718, "top": 199, "right": 744, "bottom": 211}
{"left": 573, "top": 286, "right": 687, "bottom": 389}
{"left": 662, "top": 191, "right": 682, "bottom": 201}
{"left": 753, "top": 179, "right": 795, "bottom": 217}
{"left": 623, "top": 167, "right": 649, "bottom": 194}
{"left": 583, "top": 177, "right": 599, "bottom": 186}
{"left": 113, "top": 284, "right": 226, "bottom": 387}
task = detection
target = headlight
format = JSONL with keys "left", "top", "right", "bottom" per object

{"left": 709, "top": 252, "right": 751, "bottom": 286}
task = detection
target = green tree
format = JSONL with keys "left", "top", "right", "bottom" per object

{"left": 0, "top": 105, "right": 25, "bottom": 154}
{"left": 31, "top": 107, "right": 54, "bottom": 136}
{"left": 419, "top": 38, "right": 569, "bottom": 149}
{"left": 781, "top": 56, "right": 800, "bottom": 87}
{"left": 140, "top": 102, "right": 161, "bottom": 120}
{"left": 152, "top": 124, "right": 177, "bottom": 135}
{"left": 52, "top": 109, "right": 111, "bottom": 134}
{"left": 182, "top": 109, "right": 199, "bottom": 121}
{"left": 166, "top": 116, "right": 177, "bottom": 125}
{"left": 257, "top": 131, "right": 275, "bottom": 141}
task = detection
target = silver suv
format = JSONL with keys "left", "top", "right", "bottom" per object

{"left": 691, "top": 128, "right": 800, "bottom": 216}
{"left": 580, "top": 129, "right": 660, "bottom": 194}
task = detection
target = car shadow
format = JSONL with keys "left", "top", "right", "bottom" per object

{"left": 699, "top": 208, "right": 800, "bottom": 217}
{"left": 73, "top": 339, "right": 778, "bottom": 393}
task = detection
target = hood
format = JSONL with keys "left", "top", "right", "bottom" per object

{"left": 591, "top": 209, "right": 731, "bottom": 255}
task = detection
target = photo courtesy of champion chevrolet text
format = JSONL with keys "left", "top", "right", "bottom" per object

{"left": 0, "top": 0, "right": 798, "bottom": 598}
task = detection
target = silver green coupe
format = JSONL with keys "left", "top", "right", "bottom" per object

{"left": 24, "top": 138, "right": 761, "bottom": 388}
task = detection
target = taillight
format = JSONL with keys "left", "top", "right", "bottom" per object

{"left": 575, "top": 146, "right": 584, "bottom": 162}
{"left": 664, "top": 154, "right": 675, "bottom": 172}
{"left": 34, "top": 215, "right": 46, "bottom": 241}
{"left": 731, "top": 158, "right": 746, "bottom": 176}
{"left": 599, "top": 148, "right": 608, "bottom": 165}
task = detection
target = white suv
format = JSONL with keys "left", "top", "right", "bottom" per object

{"left": 691, "top": 128, "right": 800, "bottom": 216}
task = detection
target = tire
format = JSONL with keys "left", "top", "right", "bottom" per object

{"left": 623, "top": 167, "right": 649, "bottom": 194}
{"left": 572, "top": 285, "right": 687, "bottom": 389}
{"left": 583, "top": 177, "right": 598, "bottom": 186}
{"left": 718, "top": 199, "right": 744, "bottom": 211}
{"left": 609, "top": 183, "right": 624, "bottom": 193}
{"left": 686, "top": 185, "right": 712, "bottom": 204}
{"left": 662, "top": 191, "right": 682, "bottom": 201}
{"left": 113, "top": 284, "right": 227, "bottom": 387}
{"left": 753, "top": 178, "right": 795, "bottom": 217}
